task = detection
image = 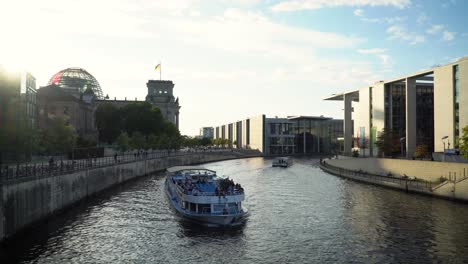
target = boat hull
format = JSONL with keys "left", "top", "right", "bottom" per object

{"left": 165, "top": 179, "right": 248, "bottom": 227}
{"left": 272, "top": 164, "right": 288, "bottom": 168}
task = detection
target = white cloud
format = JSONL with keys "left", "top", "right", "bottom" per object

{"left": 416, "top": 13, "right": 428, "bottom": 25}
{"left": 361, "top": 16, "right": 405, "bottom": 24}
{"left": 353, "top": 9, "right": 364, "bottom": 16}
{"left": 357, "top": 48, "right": 390, "bottom": 65}
{"left": 358, "top": 48, "right": 387, "bottom": 54}
{"left": 378, "top": 54, "right": 390, "bottom": 65}
{"left": 386, "top": 25, "right": 425, "bottom": 45}
{"left": 442, "top": 31, "right": 456, "bottom": 41}
{"left": 442, "top": 0, "right": 457, "bottom": 8}
{"left": 271, "top": 0, "right": 411, "bottom": 12}
{"left": 1, "top": 0, "right": 385, "bottom": 135}
{"left": 426, "top": 24, "right": 444, "bottom": 34}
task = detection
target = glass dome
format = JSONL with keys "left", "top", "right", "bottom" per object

{"left": 48, "top": 67, "right": 103, "bottom": 99}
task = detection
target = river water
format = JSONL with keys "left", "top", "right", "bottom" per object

{"left": 2, "top": 157, "right": 468, "bottom": 263}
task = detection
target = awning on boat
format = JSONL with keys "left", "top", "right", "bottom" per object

{"left": 166, "top": 166, "right": 216, "bottom": 173}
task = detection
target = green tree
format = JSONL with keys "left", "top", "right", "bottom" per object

{"left": 158, "top": 134, "right": 170, "bottom": 149}
{"left": 95, "top": 104, "right": 121, "bottom": 144}
{"left": 0, "top": 95, "right": 41, "bottom": 162}
{"left": 116, "top": 132, "right": 130, "bottom": 152}
{"left": 200, "top": 137, "right": 213, "bottom": 146}
{"left": 147, "top": 134, "right": 159, "bottom": 149}
{"left": 460, "top": 125, "right": 468, "bottom": 159}
{"left": 120, "top": 102, "right": 165, "bottom": 136}
{"left": 130, "top": 131, "right": 147, "bottom": 150}
{"left": 375, "top": 128, "right": 400, "bottom": 157}
{"left": 40, "top": 117, "right": 77, "bottom": 155}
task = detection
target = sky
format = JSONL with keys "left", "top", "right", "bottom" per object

{"left": 1, "top": 0, "right": 467, "bottom": 136}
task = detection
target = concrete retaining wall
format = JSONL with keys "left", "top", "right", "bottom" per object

{"left": 321, "top": 160, "right": 468, "bottom": 203}
{"left": 328, "top": 157, "right": 468, "bottom": 182}
{"left": 0, "top": 152, "right": 256, "bottom": 242}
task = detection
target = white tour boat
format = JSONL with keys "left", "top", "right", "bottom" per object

{"left": 272, "top": 157, "right": 291, "bottom": 168}
{"left": 165, "top": 166, "right": 248, "bottom": 227}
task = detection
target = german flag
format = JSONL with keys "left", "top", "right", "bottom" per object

{"left": 155, "top": 64, "right": 161, "bottom": 71}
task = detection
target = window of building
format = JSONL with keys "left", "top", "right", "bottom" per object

{"left": 454, "top": 65, "right": 460, "bottom": 147}
{"left": 270, "top": 123, "right": 276, "bottom": 134}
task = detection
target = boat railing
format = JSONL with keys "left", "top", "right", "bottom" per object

{"left": 175, "top": 184, "right": 243, "bottom": 196}
{"left": 186, "top": 206, "right": 240, "bottom": 215}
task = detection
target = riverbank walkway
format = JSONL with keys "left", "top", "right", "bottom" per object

{"left": 0, "top": 149, "right": 260, "bottom": 183}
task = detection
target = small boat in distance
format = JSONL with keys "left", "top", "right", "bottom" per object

{"left": 165, "top": 166, "right": 248, "bottom": 227}
{"left": 272, "top": 157, "right": 291, "bottom": 168}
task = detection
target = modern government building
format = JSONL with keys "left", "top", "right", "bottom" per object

{"left": 325, "top": 56, "right": 468, "bottom": 158}
{"left": 207, "top": 115, "right": 343, "bottom": 155}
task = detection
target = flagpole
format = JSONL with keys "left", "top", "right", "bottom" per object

{"left": 160, "top": 61, "right": 162, "bottom": 81}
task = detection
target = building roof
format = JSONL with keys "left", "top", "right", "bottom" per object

{"left": 323, "top": 90, "right": 359, "bottom": 101}
{"left": 37, "top": 84, "right": 82, "bottom": 103}
{"left": 166, "top": 166, "right": 215, "bottom": 173}
{"left": 287, "top": 115, "right": 333, "bottom": 121}
{"left": 48, "top": 67, "right": 103, "bottom": 99}
{"left": 324, "top": 56, "right": 468, "bottom": 101}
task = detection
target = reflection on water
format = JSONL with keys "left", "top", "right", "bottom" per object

{"left": 2, "top": 157, "right": 468, "bottom": 263}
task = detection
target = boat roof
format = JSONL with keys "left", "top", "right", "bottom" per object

{"left": 166, "top": 166, "right": 216, "bottom": 173}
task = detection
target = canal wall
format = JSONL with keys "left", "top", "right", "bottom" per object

{"left": 328, "top": 157, "right": 468, "bottom": 182}
{"left": 320, "top": 159, "right": 468, "bottom": 203}
{"left": 0, "top": 151, "right": 260, "bottom": 242}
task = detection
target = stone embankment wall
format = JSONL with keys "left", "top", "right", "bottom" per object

{"left": 0, "top": 151, "right": 259, "bottom": 242}
{"left": 321, "top": 159, "right": 468, "bottom": 203}
{"left": 328, "top": 157, "right": 468, "bottom": 182}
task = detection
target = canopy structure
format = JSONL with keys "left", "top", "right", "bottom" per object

{"left": 166, "top": 166, "right": 216, "bottom": 174}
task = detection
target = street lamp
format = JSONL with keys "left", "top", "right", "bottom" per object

{"left": 400, "top": 137, "right": 406, "bottom": 156}
{"left": 442, "top": 136, "right": 448, "bottom": 152}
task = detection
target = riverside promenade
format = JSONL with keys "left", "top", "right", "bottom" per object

{"left": 0, "top": 149, "right": 261, "bottom": 242}
{"left": 320, "top": 157, "right": 468, "bottom": 203}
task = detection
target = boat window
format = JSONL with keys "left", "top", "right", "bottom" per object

{"left": 190, "top": 203, "right": 197, "bottom": 212}
{"left": 213, "top": 204, "right": 225, "bottom": 212}
{"left": 198, "top": 204, "right": 211, "bottom": 213}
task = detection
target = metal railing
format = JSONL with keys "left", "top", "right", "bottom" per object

{"left": 320, "top": 160, "right": 434, "bottom": 192}
{"left": 0, "top": 148, "right": 237, "bottom": 183}
{"left": 175, "top": 183, "right": 244, "bottom": 196}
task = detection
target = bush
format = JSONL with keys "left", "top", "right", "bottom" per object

{"left": 414, "top": 144, "right": 429, "bottom": 159}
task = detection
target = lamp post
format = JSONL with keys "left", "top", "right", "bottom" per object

{"left": 400, "top": 137, "right": 406, "bottom": 157}
{"left": 442, "top": 136, "right": 448, "bottom": 153}
{"left": 442, "top": 136, "right": 448, "bottom": 162}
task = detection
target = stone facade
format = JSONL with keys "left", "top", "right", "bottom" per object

{"left": 36, "top": 78, "right": 181, "bottom": 142}
{"left": 37, "top": 84, "right": 97, "bottom": 140}
{"left": 145, "top": 80, "right": 180, "bottom": 129}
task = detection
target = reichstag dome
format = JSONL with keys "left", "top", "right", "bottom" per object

{"left": 48, "top": 67, "right": 104, "bottom": 99}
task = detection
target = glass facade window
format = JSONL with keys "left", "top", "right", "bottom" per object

{"left": 384, "top": 81, "right": 435, "bottom": 154}
{"left": 270, "top": 123, "right": 277, "bottom": 135}
{"left": 48, "top": 68, "right": 103, "bottom": 99}
{"left": 416, "top": 85, "right": 434, "bottom": 152}
{"left": 384, "top": 83, "right": 406, "bottom": 139}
